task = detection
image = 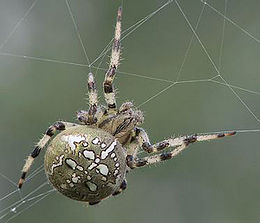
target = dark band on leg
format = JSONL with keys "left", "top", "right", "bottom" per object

{"left": 120, "top": 179, "right": 127, "bottom": 190}
{"left": 142, "top": 142, "right": 153, "bottom": 153}
{"left": 126, "top": 155, "right": 134, "bottom": 169}
{"left": 18, "top": 172, "right": 27, "bottom": 188}
{"left": 21, "top": 172, "right": 26, "bottom": 180}
{"left": 54, "top": 121, "right": 66, "bottom": 130}
{"left": 135, "top": 159, "right": 147, "bottom": 167}
{"left": 108, "top": 103, "right": 116, "bottom": 109}
{"left": 160, "top": 152, "right": 172, "bottom": 161}
{"left": 104, "top": 84, "right": 113, "bottom": 93}
{"left": 46, "top": 121, "right": 65, "bottom": 136}
{"left": 31, "top": 146, "right": 41, "bottom": 158}
{"left": 184, "top": 135, "right": 197, "bottom": 145}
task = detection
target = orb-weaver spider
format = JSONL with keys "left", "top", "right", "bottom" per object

{"left": 18, "top": 6, "right": 235, "bottom": 205}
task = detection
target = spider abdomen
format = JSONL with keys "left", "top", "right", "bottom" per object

{"left": 44, "top": 126, "right": 127, "bottom": 203}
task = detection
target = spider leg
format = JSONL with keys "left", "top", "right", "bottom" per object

{"left": 126, "top": 130, "right": 236, "bottom": 169}
{"left": 77, "top": 73, "right": 98, "bottom": 125}
{"left": 103, "top": 6, "right": 122, "bottom": 113}
{"left": 87, "top": 72, "right": 98, "bottom": 124}
{"left": 112, "top": 179, "right": 127, "bottom": 196}
{"left": 18, "top": 121, "right": 78, "bottom": 188}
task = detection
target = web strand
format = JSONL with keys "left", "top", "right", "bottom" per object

{"left": 175, "top": 0, "right": 260, "bottom": 124}
{"left": 137, "top": 2, "right": 207, "bottom": 107}
{"left": 202, "top": 0, "right": 260, "bottom": 45}
{"left": 0, "top": 172, "right": 17, "bottom": 188}
{"left": 0, "top": 51, "right": 259, "bottom": 97}
{"left": 175, "top": 2, "right": 206, "bottom": 82}
{"left": 65, "top": 0, "right": 91, "bottom": 71}
{"left": 3, "top": 189, "right": 54, "bottom": 223}
{"left": 0, "top": 0, "right": 39, "bottom": 50}
{"left": 0, "top": 1, "right": 259, "bottom": 221}
{"left": 90, "top": 0, "right": 174, "bottom": 66}
{"left": 218, "top": 0, "right": 228, "bottom": 72}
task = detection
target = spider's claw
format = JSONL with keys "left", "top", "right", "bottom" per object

{"left": 18, "top": 180, "right": 23, "bottom": 189}
{"left": 117, "top": 6, "right": 122, "bottom": 19}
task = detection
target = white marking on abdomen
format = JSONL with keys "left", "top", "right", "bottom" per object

{"left": 65, "top": 158, "right": 77, "bottom": 170}
{"left": 76, "top": 165, "right": 84, "bottom": 171}
{"left": 101, "top": 143, "right": 106, "bottom": 149}
{"left": 83, "top": 150, "right": 95, "bottom": 160}
{"left": 110, "top": 153, "right": 116, "bottom": 158}
{"left": 50, "top": 155, "right": 64, "bottom": 174}
{"left": 86, "top": 181, "right": 97, "bottom": 191}
{"left": 113, "top": 169, "right": 119, "bottom": 176}
{"left": 92, "top": 137, "right": 100, "bottom": 145}
{"left": 88, "top": 163, "right": 97, "bottom": 170}
{"left": 96, "top": 164, "right": 109, "bottom": 176}
{"left": 61, "top": 135, "right": 86, "bottom": 153}
{"left": 101, "top": 140, "right": 117, "bottom": 160}
{"left": 71, "top": 175, "right": 80, "bottom": 183}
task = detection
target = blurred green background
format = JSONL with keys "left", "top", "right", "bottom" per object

{"left": 0, "top": 0, "right": 259, "bottom": 222}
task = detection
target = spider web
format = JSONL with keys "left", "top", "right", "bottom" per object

{"left": 0, "top": 0, "right": 259, "bottom": 222}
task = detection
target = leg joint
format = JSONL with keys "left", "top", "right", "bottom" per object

{"left": 160, "top": 152, "right": 172, "bottom": 161}
{"left": 142, "top": 142, "right": 153, "bottom": 153}
{"left": 184, "top": 135, "right": 197, "bottom": 145}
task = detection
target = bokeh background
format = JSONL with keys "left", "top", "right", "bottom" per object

{"left": 0, "top": 0, "right": 259, "bottom": 222}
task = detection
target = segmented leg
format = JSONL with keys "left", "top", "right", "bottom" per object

{"left": 103, "top": 6, "right": 122, "bottom": 113}
{"left": 18, "top": 121, "right": 78, "bottom": 188}
{"left": 112, "top": 179, "right": 127, "bottom": 196}
{"left": 126, "top": 131, "right": 236, "bottom": 169}
{"left": 87, "top": 72, "right": 98, "bottom": 124}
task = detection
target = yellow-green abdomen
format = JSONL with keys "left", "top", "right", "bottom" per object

{"left": 44, "top": 126, "right": 127, "bottom": 203}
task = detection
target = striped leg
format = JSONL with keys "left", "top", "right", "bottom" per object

{"left": 103, "top": 6, "right": 122, "bottom": 113}
{"left": 87, "top": 72, "right": 98, "bottom": 124}
{"left": 126, "top": 131, "right": 236, "bottom": 169}
{"left": 18, "top": 121, "right": 78, "bottom": 188}
{"left": 77, "top": 73, "right": 98, "bottom": 125}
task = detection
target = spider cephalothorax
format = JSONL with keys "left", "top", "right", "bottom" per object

{"left": 18, "top": 6, "right": 235, "bottom": 205}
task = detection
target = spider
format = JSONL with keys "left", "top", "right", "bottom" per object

{"left": 18, "top": 6, "right": 236, "bottom": 205}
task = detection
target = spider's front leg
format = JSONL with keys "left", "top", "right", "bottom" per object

{"left": 87, "top": 72, "right": 98, "bottom": 124}
{"left": 18, "top": 121, "right": 78, "bottom": 188}
{"left": 126, "top": 128, "right": 236, "bottom": 169}
{"left": 103, "top": 6, "right": 122, "bottom": 114}
{"left": 77, "top": 73, "right": 98, "bottom": 125}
